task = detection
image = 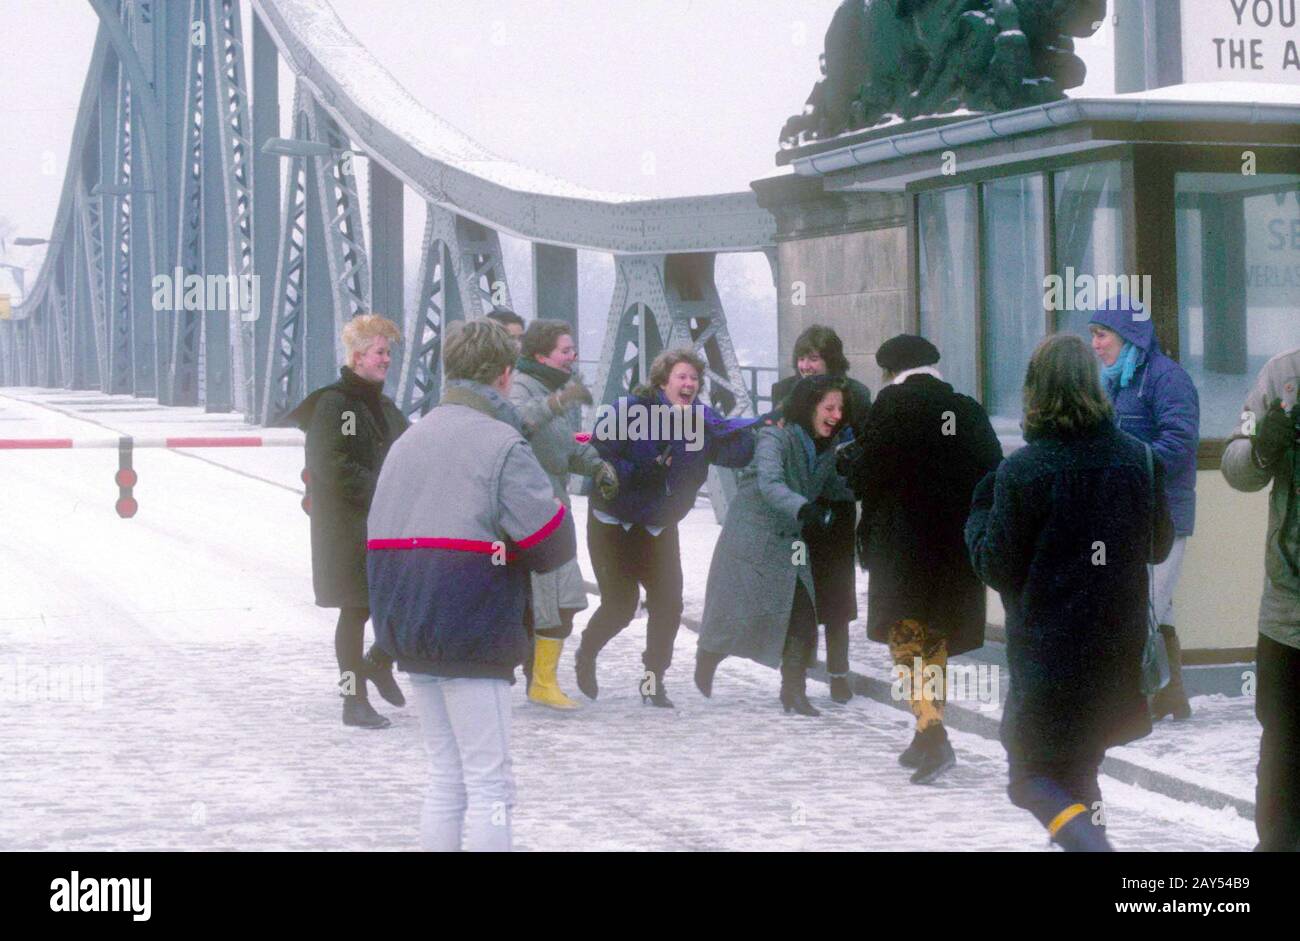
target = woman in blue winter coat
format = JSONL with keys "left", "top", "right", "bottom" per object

{"left": 966, "top": 333, "right": 1175, "bottom": 851}
{"left": 1088, "top": 297, "right": 1199, "bottom": 720}
{"left": 575, "top": 348, "right": 759, "bottom": 708}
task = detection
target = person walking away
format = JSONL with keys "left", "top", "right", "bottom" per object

{"left": 842, "top": 334, "right": 1002, "bottom": 784}
{"left": 367, "top": 319, "right": 576, "bottom": 851}
{"left": 769, "top": 325, "right": 871, "bottom": 703}
{"left": 1088, "top": 297, "right": 1199, "bottom": 720}
{"left": 966, "top": 334, "right": 1174, "bottom": 851}
{"left": 576, "top": 348, "right": 759, "bottom": 707}
{"left": 696, "top": 376, "right": 848, "bottom": 715}
{"left": 509, "top": 320, "right": 619, "bottom": 709}
{"left": 1220, "top": 346, "right": 1300, "bottom": 851}
{"left": 287, "top": 313, "right": 410, "bottom": 729}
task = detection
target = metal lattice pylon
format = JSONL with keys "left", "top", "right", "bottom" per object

{"left": 593, "top": 252, "right": 752, "bottom": 418}
{"left": 260, "top": 83, "right": 370, "bottom": 424}
{"left": 208, "top": 0, "right": 257, "bottom": 414}
{"left": 395, "top": 203, "right": 511, "bottom": 419}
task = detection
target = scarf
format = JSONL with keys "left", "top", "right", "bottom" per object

{"left": 1102, "top": 342, "right": 1141, "bottom": 390}
{"left": 515, "top": 356, "right": 571, "bottom": 393}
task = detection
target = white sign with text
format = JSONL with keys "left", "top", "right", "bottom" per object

{"left": 1180, "top": 0, "right": 1300, "bottom": 83}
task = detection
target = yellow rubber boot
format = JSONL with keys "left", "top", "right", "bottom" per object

{"left": 528, "top": 637, "right": 580, "bottom": 711}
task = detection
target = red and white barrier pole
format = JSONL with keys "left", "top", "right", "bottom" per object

{"left": 0, "top": 435, "right": 302, "bottom": 450}
{"left": 0, "top": 434, "right": 304, "bottom": 517}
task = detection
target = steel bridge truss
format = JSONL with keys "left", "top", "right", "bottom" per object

{"left": 2, "top": 0, "right": 773, "bottom": 438}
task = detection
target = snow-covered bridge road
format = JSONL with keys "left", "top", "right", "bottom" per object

{"left": 0, "top": 390, "right": 1255, "bottom": 851}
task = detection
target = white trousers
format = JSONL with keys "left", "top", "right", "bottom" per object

{"left": 1150, "top": 536, "right": 1188, "bottom": 628}
{"left": 408, "top": 674, "right": 515, "bottom": 852}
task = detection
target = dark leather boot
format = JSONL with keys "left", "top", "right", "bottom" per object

{"left": 364, "top": 645, "right": 405, "bottom": 708}
{"left": 575, "top": 644, "right": 598, "bottom": 700}
{"left": 640, "top": 669, "right": 674, "bottom": 708}
{"left": 1150, "top": 625, "right": 1192, "bottom": 721}
{"left": 342, "top": 696, "right": 390, "bottom": 729}
{"left": 829, "top": 675, "right": 853, "bottom": 704}
{"left": 898, "top": 730, "right": 926, "bottom": 768}
{"left": 694, "top": 650, "right": 725, "bottom": 698}
{"left": 779, "top": 664, "right": 820, "bottom": 717}
{"left": 909, "top": 725, "right": 956, "bottom": 785}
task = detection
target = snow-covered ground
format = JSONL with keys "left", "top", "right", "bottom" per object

{"left": 0, "top": 389, "right": 1258, "bottom": 850}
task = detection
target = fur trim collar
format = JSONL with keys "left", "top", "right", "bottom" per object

{"left": 891, "top": 365, "right": 945, "bottom": 385}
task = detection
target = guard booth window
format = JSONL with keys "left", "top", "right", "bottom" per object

{"left": 917, "top": 185, "right": 978, "bottom": 399}
{"left": 981, "top": 173, "right": 1045, "bottom": 434}
{"left": 1175, "top": 172, "right": 1300, "bottom": 440}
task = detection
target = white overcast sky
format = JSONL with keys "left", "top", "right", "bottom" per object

{"left": 0, "top": 0, "right": 1118, "bottom": 245}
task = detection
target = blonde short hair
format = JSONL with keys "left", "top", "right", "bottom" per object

{"left": 341, "top": 313, "right": 401, "bottom": 366}
{"left": 443, "top": 318, "right": 519, "bottom": 384}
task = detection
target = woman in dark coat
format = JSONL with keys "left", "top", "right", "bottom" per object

{"left": 287, "top": 313, "right": 410, "bottom": 729}
{"left": 965, "top": 333, "right": 1174, "bottom": 852}
{"left": 769, "top": 325, "right": 870, "bottom": 702}
{"left": 843, "top": 334, "right": 1002, "bottom": 784}
{"left": 696, "top": 376, "right": 849, "bottom": 715}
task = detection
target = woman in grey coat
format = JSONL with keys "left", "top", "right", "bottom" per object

{"left": 509, "top": 320, "right": 619, "bottom": 710}
{"left": 695, "top": 376, "right": 849, "bottom": 716}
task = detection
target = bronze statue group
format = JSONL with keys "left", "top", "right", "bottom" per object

{"left": 295, "top": 308, "right": 1300, "bottom": 854}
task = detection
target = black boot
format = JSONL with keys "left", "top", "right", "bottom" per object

{"left": 898, "top": 730, "right": 926, "bottom": 768}
{"left": 1150, "top": 625, "right": 1192, "bottom": 721}
{"left": 779, "top": 665, "right": 820, "bottom": 717}
{"left": 640, "top": 669, "right": 674, "bottom": 708}
{"left": 363, "top": 645, "right": 405, "bottom": 708}
{"left": 909, "top": 725, "right": 955, "bottom": 784}
{"left": 575, "top": 643, "right": 598, "bottom": 700}
{"left": 342, "top": 695, "right": 390, "bottom": 729}
{"left": 829, "top": 675, "right": 853, "bottom": 704}
{"left": 694, "top": 650, "right": 725, "bottom": 698}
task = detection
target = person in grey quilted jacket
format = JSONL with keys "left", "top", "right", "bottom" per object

{"left": 510, "top": 320, "right": 618, "bottom": 709}
{"left": 1221, "top": 346, "right": 1300, "bottom": 851}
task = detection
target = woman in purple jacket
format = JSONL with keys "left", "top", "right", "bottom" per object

{"left": 1088, "top": 297, "right": 1200, "bottom": 720}
{"left": 575, "top": 348, "right": 758, "bottom": 707}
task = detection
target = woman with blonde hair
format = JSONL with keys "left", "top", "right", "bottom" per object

{"left": 966, "top": 332, "right": 1174, "bottom": 850}
{"left": 287, "top": 312, "right": 410, "bottom": 729}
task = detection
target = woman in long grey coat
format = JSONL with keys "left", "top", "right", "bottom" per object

{"left": 695, "top": 376, "right": 849, "bottom": 716}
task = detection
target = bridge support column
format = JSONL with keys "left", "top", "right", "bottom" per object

{"left": 368, "top": 161, "right": 405, "bottom": 398}
{"left": 250, "top": 9, "right": 280, "bottom": 422}
{"left": 531, "top": 244, "right": 578, "bottom": 335}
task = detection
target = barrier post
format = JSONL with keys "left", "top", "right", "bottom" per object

{"left": 115, "top": 436, "right": 138, "bottom": 518}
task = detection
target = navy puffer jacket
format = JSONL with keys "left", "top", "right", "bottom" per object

{"left": 1089, "top": 301, "right": 1200, "bottom": 536}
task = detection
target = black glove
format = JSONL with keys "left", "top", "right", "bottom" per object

{"left": 798, "top": 500, "right": 834, "bottom": 537}
{"left": 1253, "top": 399, "right": 1296, "bottom": 469}
{"left": 835, "top": 439, "right": 864, "bottom": 478}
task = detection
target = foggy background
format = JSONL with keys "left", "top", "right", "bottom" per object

{"left": 0, "top": 0, "right": 1117, "bottom": 370}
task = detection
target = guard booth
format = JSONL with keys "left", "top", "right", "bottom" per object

{"left": 755, "top": 1, "right": 1300, "bottom": 660}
